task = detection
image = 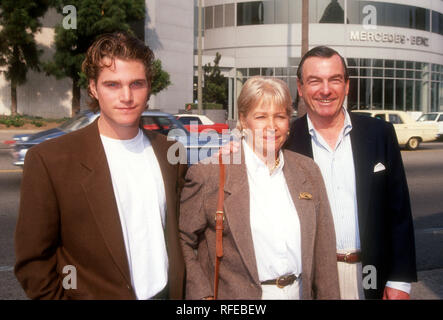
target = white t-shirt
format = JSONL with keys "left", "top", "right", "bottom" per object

{"left": 101, "top": 129, "right": 168, "bottom": 299}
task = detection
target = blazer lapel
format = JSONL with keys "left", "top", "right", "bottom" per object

{"left": 79, "top": 120, "right": 132, "bottom": 287}
{"left": 142, "top": 130, "right": 180, "bottom": 255}
{"left": 286, "top": 115, "right": 313, "bottom": 158}
{"left": 282, "top": 150, "right": 316, "bottom": 280}
{"left": 349, "top": 114, "right": 375, "bottom": 242}
{"left": 223, "top": 151, "right": 261, "bottom": 285}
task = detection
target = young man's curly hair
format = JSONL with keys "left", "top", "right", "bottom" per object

{"left": 82, "top": 32, "right": 155, "bottom": 112}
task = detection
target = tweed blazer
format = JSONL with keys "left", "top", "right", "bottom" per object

{"left": 14, "top": 119, "right": 186, "bottom": 300}
{"left": 179, "top": 148, "right": 339, "bottom": 300}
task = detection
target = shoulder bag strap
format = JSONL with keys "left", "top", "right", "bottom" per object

{"left": 214, "top": 152, "right": 225, "bottom": 300}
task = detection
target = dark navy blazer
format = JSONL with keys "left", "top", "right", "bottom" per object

{"left": 285, "top": 113, "right": 417, "bottom": 299}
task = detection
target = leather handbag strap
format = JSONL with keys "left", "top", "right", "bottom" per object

{"left": 214, "top": 152, "right": 225, "bottom": 300}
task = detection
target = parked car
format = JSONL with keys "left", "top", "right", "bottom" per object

{"left": 174, "top": 114, "right": 229, "bottom": 134}
{"left": 417, "top": 112, "right": 443, "bottom": 140}
{"left": 141, "top": 111, "right": 231, "bottom": 163}
{"left": 11, "top": 110, "right": 229, "bottom": 167}
{"left": 352, "top": 110, "right": 439, "bottom": 150}
{"left": 11, "top": 110, "right": 100, "bottom": 166}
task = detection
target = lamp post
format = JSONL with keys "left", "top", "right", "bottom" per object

{"left": 197, "top": 0, "right": 203, "bottom": 114}
{"left": 298, "top": 0, "right": 309, "bottom": 117}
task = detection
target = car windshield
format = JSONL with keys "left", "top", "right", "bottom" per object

{"left": 418, "top": 114, "right": 438, "bottom": 121}
{"left": 176, "top": 117, "right": 202, "bottom": 125}
{"left": 58, "top": 114, "right": 91, "bottom": 132}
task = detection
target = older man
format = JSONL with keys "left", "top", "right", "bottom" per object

{"left": 286, "top": 46, "right": 417, "bottom": 299}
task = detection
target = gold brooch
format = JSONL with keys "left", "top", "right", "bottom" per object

{"left": 299, "top": 192, "right": 313, "bottom": 200}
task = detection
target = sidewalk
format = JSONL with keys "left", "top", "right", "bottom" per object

{"left": 411, "top": 269, "right": 443, "bottom": 299}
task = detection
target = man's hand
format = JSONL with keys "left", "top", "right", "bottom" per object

{"left": 212, "top": 140, "right": 240, "bottom": 158}
{"left": 382, "top": 286, "right": 410, "bottom": 300}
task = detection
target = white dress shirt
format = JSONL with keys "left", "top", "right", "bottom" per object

{"left": 307, "top": 110, "right": 360, "bottom": 251}
{"left": 307, "top": 109, "right": 410, "bottom": 294}
{"left": 243, "top": 141, "right": 302, "bottom": 282}
{"left": 101, "top": 129, "right": 168, "bottom": 299}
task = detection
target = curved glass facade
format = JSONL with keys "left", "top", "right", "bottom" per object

{"left": 347, "top": 59, "right": 443, "bottom": 112}
{"left": 204, "top": 0, "right": 442, "bottom": 35}
{"left": 234, "top": 61, "right": 443, "bottom": 112}
{"left": 200, "top": 1, "right": 443, "bottom": 114}
{"left": 347, "top": 1, "right": 430, "bottom": 31}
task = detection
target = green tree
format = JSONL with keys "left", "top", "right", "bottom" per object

{"left": 0, "top": 0, "right": 50, "bottom": 115}
{"left": 151, "top": 59, "right": 171, "bottom": 95}
{"left": 203, "top": 52, "right": 227, "bottom": 107}
{"left": 46, "top": 0, "right": 163, "bottom": 115}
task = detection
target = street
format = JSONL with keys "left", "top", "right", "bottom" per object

{"left": 1, "top": 131, "right": 443, "bottom": 300}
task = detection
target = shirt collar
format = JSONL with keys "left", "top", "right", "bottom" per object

{"left": 307, "top": 107, "right": 353, "bottom": 139}
{"left": 242, "top": 139, "right": 284, "bottom": 176}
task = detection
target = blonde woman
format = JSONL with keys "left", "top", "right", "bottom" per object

{"left": 179, "top": 76, "right": 339, "bottom": 300}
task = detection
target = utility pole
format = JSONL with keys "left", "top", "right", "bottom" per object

{"left": 197, "top": 0, "right": 203, "bottom": 114}
{"left": 298, "top": 0, "right": 309, "bottom": 117}
{"left": 302, "top": 0, "right": 309, "bottom": 57}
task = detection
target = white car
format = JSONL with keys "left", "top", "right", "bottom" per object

{"left": 416, "top": 112, "right": 443, "bottom": 140}
{"left": 352, "top": 110, "right": 439, "bottom": 150}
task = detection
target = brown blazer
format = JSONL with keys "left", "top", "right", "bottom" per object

{"left": 179, "top": 148, "right": 339, "bottom": 300}
{"left": 14, "top": 119, "right": 186, "bottom": 300}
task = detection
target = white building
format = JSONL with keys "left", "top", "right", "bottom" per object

{"left": 201, "top": 0, "right": 443, "bottom": 120}
{"left": 1, "top": 0, "right": 442, "bottom": 119}
{"left": 0, "top": 1, "right": 195, "bottom": 117}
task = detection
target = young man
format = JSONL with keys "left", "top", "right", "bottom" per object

{"left": 14, "top": 32, "right": 186, "bottom": 300}
{"left": 286, "top": 46, "right": 417, "bottom": 299}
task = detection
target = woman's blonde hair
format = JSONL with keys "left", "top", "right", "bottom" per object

{"left": 237, "top": 76, "right": 293, "bottom": 129}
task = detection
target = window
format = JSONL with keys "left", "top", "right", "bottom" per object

{"left": 275, "top": 68, "right": 288, "bottom": 76}
{"left": 388, "top": 114, "right": 403, "bottom": 124}
{"left": 406, "top": 80, "right": 414, "bottom": 111}
{"left": 385, "top": 69, "right": 394, "bottom": 78}
{"left": 177, "top": 117, "right": 202, "bottom": 125}
{"left": 347, "top": 1, "right": 430, "bottom": 31}
{"left": 385, "top": 60, "right": 394, "bottom": 68}
{"left": 418, "top": 114, "right": 437, "bottom": 121}
{"left": 432, "top": 11, "right": 443, "bottom": 35}
{"left": 237, "top": 68, "right": 247, "bottom": 78}
{"left": 205, "top": 6, "right": 213, "bottom": 29}
{"left": 360, "top": 78, "right": 370, "bottom": 108}
{"left": 141, "top": 116, "right": 176, "bottom": 135}
{"left": 316, "top": 0, "right": 345, "bottom": 24}
{"left": 396, "top": 80, "right": 405, "bottom": 109}
{"left": 225, "top": 3, "right": 235, "bottom": 27}
{"left": 262, "top": 68, "right": 274, "bottom": 76}
{"left": 249, "top": 68, "right": 260, "bottom": 76}
{"left": 385, "top": 79, "right": 394, "bottom": 109}
{"left": 372, "top": 79, "right": 383, "bottom": 109}
{"left": 237, "top": 1, "right": 264, "bottom": 26}
{"left": 289, "top": 0, "right": 302, "bottom": 23}
{"left": 438, "top": 115, "right": 443, "bottom": 122}
{"left": 275, "top": 0, "right": 289, "bottom": 24}
{"left": 348, "top": 78, "right": 359, "bottom": 110}
{"left": 214, "top": 5, "right": 224, "bottom": 28}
